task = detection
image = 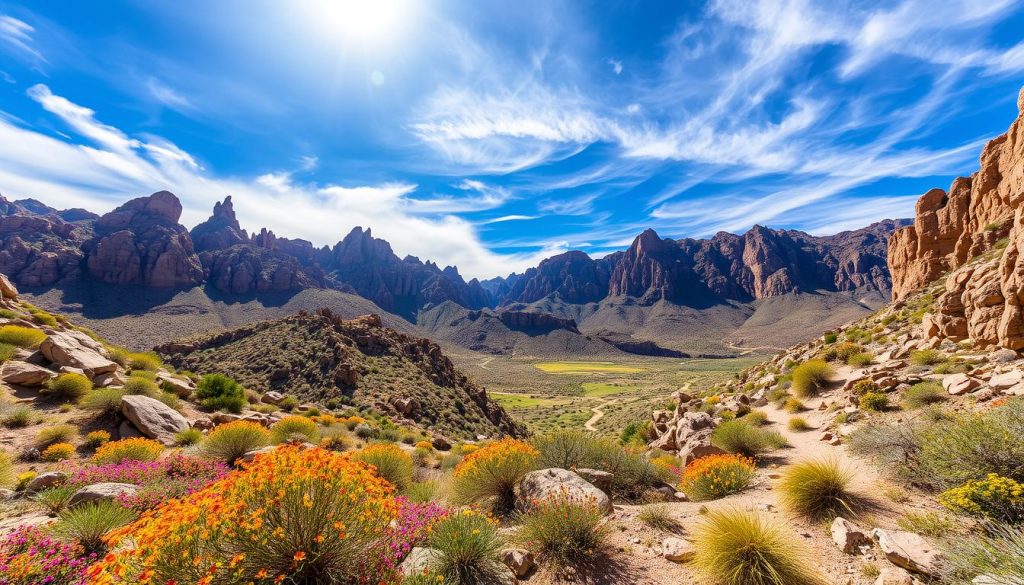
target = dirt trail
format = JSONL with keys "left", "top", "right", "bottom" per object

{"left": 584, "top": 398, "right": 617, "bottom": 431}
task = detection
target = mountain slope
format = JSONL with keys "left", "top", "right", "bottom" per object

{"left": 156, "top": 309, "right": 524, "bottom": 439}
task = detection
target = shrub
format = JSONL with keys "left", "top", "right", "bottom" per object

{"left": 353, "top": 443, "right": 414, "bottom": 491}
{"left": 54, "top": 501, "right": 137, "bottom": 554}
{"left": 783, "top": 398, "right": 806, "bottom": 413}
{"left": 33, "top": 485, "right": 77, "bottom": 513}
{"left": 637, "top": 503, "right": 682, "bottom": 532}
{"left": 619, "top": 420, "right": 652, "bottom": 446}
{"left": 278, "top": 395, "right": 299, "bottom": 412}
{"left": 859, "top": 391, "right": 889, "bottom": 412}
{"left": 453, "top": 438, "right": 538, "bottom": 514}
{"left": 852, "top": 379, "right": 878, "bottom": 395}
{"left": 942, "top": 523, "right": 1024, "bottom": 583}
{"left": 711, "top": 420, "right": 782, "bottom": 456}
{"left": 428, "top": 510, "right": 506, "bottom": 585}
{"left": 41, "top": 442, "right": 76, "bottom": 462}
{"left": 123, "top": 376, "right": 159, "bottom": 396}
{"left": 415, "top": 440, "right": 434, "bottom": 450}
{"left": 744, "top": 409, "right": 769, "bottom": 426}
{"left": 903, "top": 382, "right": 947, "bottom": 409}
{"left": 1, "top": 404, "right": 35, "bottom": 428}
{"left": 405, "top": 480, "right": 440, "bottom": 503}
{"left": 43, "top": 372, "right": 93, "bottom": 401}
{"left": 92, "top": 437, "right": 163, "bottom": 464}
{"left": 84, "top": 430, "right": 111, "bottom": 449}
{"left": 15, "top": 470, "right": 36, "bottom": 491}
{"left": 37, "top": 423, "right": 78, "bottom": 447}
{"left": 201, "top": 420, "right": 271, "bottom": 465}
{"left": 29, "top": 309, "right": 57, "bottom": 326}
{"left": 81, "top": 387, "right": 129, "bottom": 416}
{"left": 788, "top": 417, "right": 812, "bottom": 431}
{"left": 691, "top": 509, "right": 822, "bottom": 585}
{"left": 823, "top": 332, "right": 838, "bottom": 344}
{"left": 0, "top": 449, "right": 12, "bottom": 488}
{"left": 173, "top": 427, "right": 203, "bottom": 446}
{"left": 679, "top": 454, "right": 756, "bottom": 501}
{"left": 791, "top": 360, "right": 833, "bottom": 397}
{"left": 915, "top": 401, "right": 1024, "bottom": 488}
{"left": 89, "top": 446, "right": 400, "bottom": 584}
{"left": 320, "top": 431, "right": 352, "bottom": 452}
{"left": 194, "top": 373, "right": 246, "bottom": 413}
{"left": 532, "top": 430, "right": 662, "bottom": 500}
{"left": 0, "top": 325, "right": 46, "bottom": 347}
{"left": 0, "top": 525, "right": 94, "bottom": 584}
{"left": 517, "top": 495, "right": 610, "bottom": 566}
{"left": 896, "top": 511, "right": 956, "bottom": 538}
{"left": 910, "top": 349, "right": 945, "bottom": 366}
{"left": 127, "top": 351, "right": 161, "bottom": 371}
{"left": 779, "top": 458, "right": 862, "bottom": 520}
{"left": 847, "top": 352, "right": 874, "bottom": 367}
{"left": 939, "top": 474, "right": 1024, "bottom": 523}
{"left": 270, "top": 414, "right": 321, "bottom": 444}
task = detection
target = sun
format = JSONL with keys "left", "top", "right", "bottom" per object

{"left": 305, "top": 0, "right": 417, "bottom": 47}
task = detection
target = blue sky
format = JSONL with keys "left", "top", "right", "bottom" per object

{"left": 0, "top": 0, "right": 1022, "bottom": 279}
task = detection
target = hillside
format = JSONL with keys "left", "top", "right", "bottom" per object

{"left": 156, "top": 308, "right": 523, "bottom": 439}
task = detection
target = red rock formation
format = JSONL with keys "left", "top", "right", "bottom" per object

{"left": 889, "top": 86, "right": 1024, "bottom": 349}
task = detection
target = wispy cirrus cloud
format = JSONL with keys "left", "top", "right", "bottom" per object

{"left": 0, "top": 15, "right": 42, "bottom": 61}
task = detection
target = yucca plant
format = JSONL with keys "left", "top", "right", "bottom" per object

{"left": 33, "top": 485, "right": 78, "bottom": 514}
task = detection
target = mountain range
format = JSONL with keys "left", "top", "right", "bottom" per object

{"left": 0, "top": 188, "right": 908, "bottom": 354}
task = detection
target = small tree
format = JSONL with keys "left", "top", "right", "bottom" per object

{"left": 195, "top": 373, "right": 246, "bottom": 413}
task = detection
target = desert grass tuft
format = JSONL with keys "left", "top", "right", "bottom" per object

{"left": 779, "top": 458, "right": 867, "bottom": 520}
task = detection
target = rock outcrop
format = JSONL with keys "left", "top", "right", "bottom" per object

{"left": 120, "top": 394, "right": 191, "bottom": 446}
{"left": 889, "top": 87, "right": 1024, "bottom": 349}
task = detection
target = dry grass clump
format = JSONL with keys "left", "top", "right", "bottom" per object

{"left": 352, "top": 443, "right": 414, "bottom": 491}
{"left": 201, "top": 420, "right": 271, "bottom": 465}
{"left": 910, "top": 349, "right": 946, "bottom": 366}
{"left": 0, "top": 325, "right": 46, "bottom": 348}
{"left": 787, "top": 417, "right": 812, "bottom": 432}
{"left": 790, "top": 360, "right": 833, "bottom": 397}
{"left": 690, "top": 509, "right": 823, "bottom": 585}
{"left": 711, "top": 420, "right": 788, "bottom": 457}
{"left": 903, "top": 382, "right": 947, "bottom": 409}
{"left": 779, "top": 458, "right": 865, "bottom": 520}
{"left": 43, "top": 373, "right": 93, "bottom": 401}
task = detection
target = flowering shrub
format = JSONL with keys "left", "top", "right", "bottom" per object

{"left": 651, "top": 453, "right": 683, "bottom": 483}
{"left": 87, "top": 445, "right": 399, "bottom": 584}
{"left": 270, "top": 415, "right": 321, "bottom": 444}
{"left": 940, "top": 474, "right": 1024, "bottom": 523}
{"left": 381, "top": 497, "right": 448, "bottom": 571}
{"left": 679, "top": 454, "right": 756, "bottom": 501}
{"left": 41, "top": 442, "right": 76, "bottom": 462}
{"left": 518, "top": 492, "right": 610, "bottom": 566}
{"left": 459, "top": 444, "right": 479, "bottom": 455}
{"left": 453, "top": 438, "right": 538, "bottom": 514}
{"left": 85, "top": 430, "right": 111, "bottom": 449}
{"left": 0, "top": 525, "right": 94, "bottom": 585}
{"left": 92, "top": 437, "right": 163, "bottom": 464}
{"left": 353, "top": 443, "right": 414, "bottom": 490}
{"left": 68, "top": 455, "right": 229, "bottom": 511}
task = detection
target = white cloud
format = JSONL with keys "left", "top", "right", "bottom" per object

{"left": 481, "top": 214, "right": 537, "bottom": 224}
{"left": 0, "top": 15, "right": 42, "bottom": 61}
{"left": 538, "top": 194, "right": 597, "bottom": 216}
{"left": 0, "top": 85, "right": 557, "bottom": 279}
{"left": 607, "top": 58, "right": 623, "bottom": 74}
{"left": 145, "top": 78, "right": 192, "bottom": 111}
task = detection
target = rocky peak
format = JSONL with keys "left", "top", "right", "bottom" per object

{"left": 190, "top": 196, "right": 248, "bottom": 252}
{"left": 96, "top": 190, "right": 183, "bottom": 229}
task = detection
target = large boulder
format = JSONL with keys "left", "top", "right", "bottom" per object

{"left": 0, "top": 273, "right": 18, "bottom": 299}
{"left": 69, "top": 483, "right": 139, "bottom": 507}
{"left": 872, "top": 528, "right": 943, "bottom": 576}
{"left": 121, "top": 394, "right": 190, "bottom": 445}
{"left": 514, "top": 468, "right": 612, "bottom": 514}
{"left": 0, "top": 361, "right": 56, "bottom": 386}
{"left": 39, "top": 330, "right": 117, "bottom": 376}
{"left": 25, "top": 471, "right": 68, "bottom": 493}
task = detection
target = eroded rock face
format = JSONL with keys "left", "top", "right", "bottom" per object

{"left": 890, "top": 86, "right": 1024, "bottom": 349}
{"left": 85, "top": 191, "right": 204, "bottom": 287}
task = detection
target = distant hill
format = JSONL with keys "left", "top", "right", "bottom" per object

{"left": 156, "top": 309, "right": 524, "bottom": 439}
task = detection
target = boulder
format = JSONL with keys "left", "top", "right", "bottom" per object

{"left": 872, "top": 528, "right": 942, "bottom": 576}
{"left": 0, "top": 273, "right": 18, "bottom": 299}
{"left": 239, "top": 445, "right": 278, "bottom": 464}
{"left": 662, "top": 537, "right": 696, "bottom": 563}
{"left": 989, "top": 369, "right": 1024, "bottom": 390}
{"left": 574, "top": 468, "right": 614, "bottom": 493}
{"left": 25, "top": 471, "right": 68, "bottom": 493}
{"left": 0, "top": 361, "right": 56, "bottom": 386}
{"left": 92, "top": 370, "right": 128, "bottom": 388}
{"left": 942, "top": 373, "right": 979, "bottom": 396}
{"left": 399, "top": 547, "right": 443, "bottom": 575}
{"left": 431, "top": 436, "right": 451, "bottom": 451}
{"left": 831, "top": 517, "right": 871, "bottom": 554}
{"left": 121, "top": 394, "right": 190, "bottom": 445}
{"left": 157, "top": 371, "right": 195, "bottom": 398}
{"left": 500, "top": 548, "right": 536, "bottom": 577}
{"left": 261, "top": 391, "right": 284, "bottom": 405}
{"left": 874, "top": 567, "right": 916, "bottom": 585}
{"left": 0, "top": 513, "right": 54, "bottom": 536}
{"left": 514, "top": 468, "right": 612, "bottom": 514}
{"left": 39, "top": 330, "right": 117, "bottom": 376}
{"left": 990, "top": 349, "right": 1019, "bottom": 363}
{"left": 69, "top": 483, "right": 139, "bottom": 507}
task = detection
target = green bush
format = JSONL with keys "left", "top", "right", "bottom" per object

{"left": 790, "top": 360, "right": 833, "bottom": 397}
{"left": 174, "top": 428, "right": 204, "bottom": 447}
{"left": 619, "top": 420, "right": 652, "bottom": 447}
{"left": 711, "top": 420, "right": 785, "bottom": 457}
{"left": 1, "top": 404, "right": 35, "bottom": 428}
{"left": 942, "top": 523, "right": 1024, "bottom": 583}
{"left": 81, "top": 387, "right": 129, "bottom": 416}
{"left": 859, "top": 391, "right": 889, "bottom": 412}
{"left": 352, "top": 443, "right": 414, "bottom": 490}
{"left": 531, "top": 430, "right": 661, "bottom": 500}
{"left": 0, "top": 325, "right": 46, "bottom": 347}
{"left": 779, "top": 458, "right": 863, "bottom": 520}
{"left": 910, "top": 349, "right": 945, "bottom": 366}
{"left": 517, "top": 496, "right": 610, "bottom": 567}
{"left": 54, "top": 501, "right": 137, "bottom": 554}
{"left": 903, "top": 382, "right": 947, "bottom": 409}
{"left": 270, "top": 415, "right": 321, "bottom": 444}
{"left": 127, "top": 351, "right": 162, "bottom": 371}
{"left": 33, "top": 485, "right": 77, "bottom": 513}
{"left": 744, "top": 409, "right": 769, "bottom": 426}
{"left": 195, "top": 373, "right": 246, "bottom": 413}
{"left": 123, "top": 376, "right": 160, "bottom": 396}
{"left": 428, "top": 511, "right": 506, "bottom": 585}
{"left": 30, "top": 309, "right": 57, "bottom": 327}
{"left": 84, "top": 430, "right": 111, "bottom": 449}
{"left": 690, "top": 509, "right": 821, "bottom": 585}
{"left": 915, "top": 401, "right": 1024, "bottom": 488}
{"left": 278, "top": 396, "right": 299, "bottom": 412}
{"left": 0, "top": 342, "right": 17, "bottom": 362}
{"left": 43, "top": 372, "right": 93, "bottom": 401}
{"left": 0, "top": 449, "right": 12, "bottom": 488}
{"left": 201, "top": 421, "right": 271, "bottom": 465}
{"left": 823, "top": 332, "right": 838, "bottom": 344}
{"left": 36, "top": 423, "right": 78, "bottom": 447}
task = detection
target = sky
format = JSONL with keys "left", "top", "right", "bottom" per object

{"left": 0, "top": 1, "right": 1022, "bottom": 280}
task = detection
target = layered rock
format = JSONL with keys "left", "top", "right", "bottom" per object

{"left": 890, "top": 86, "right": 1024, "bottom": 349}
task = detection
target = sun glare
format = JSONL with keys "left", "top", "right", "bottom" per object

{"left": 307, "top": 0, "right": 416, "bottom": 47}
